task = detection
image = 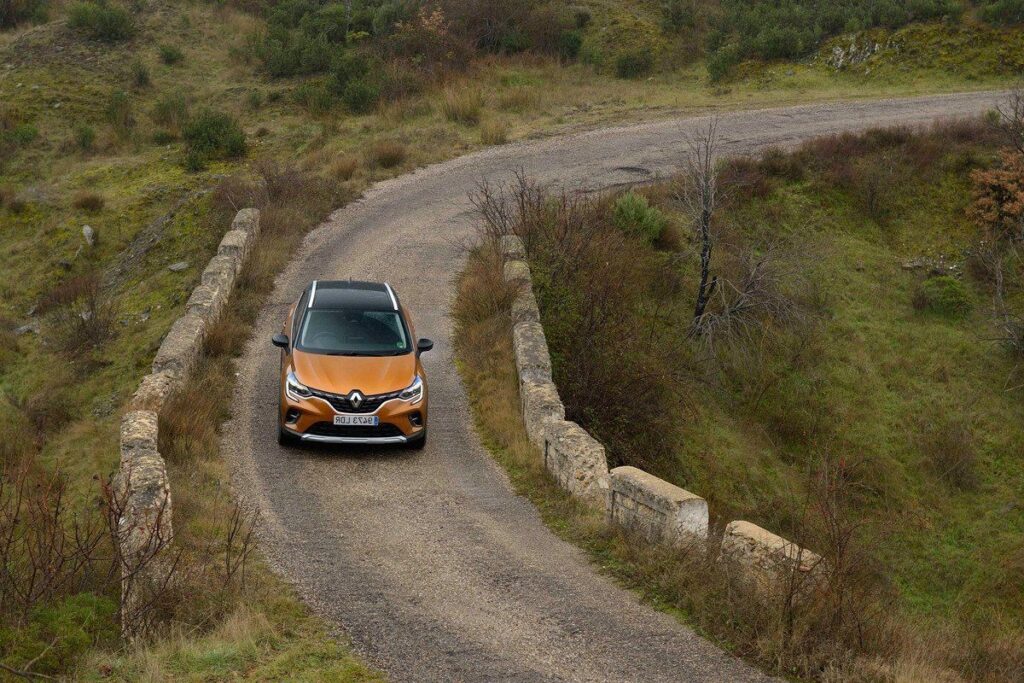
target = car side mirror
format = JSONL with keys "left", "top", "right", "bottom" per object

{"left": 272, "top": 333, "right": 289, "bottom": 349}
{"left": 417, "top": 338, "right": 434, "bottom": 355}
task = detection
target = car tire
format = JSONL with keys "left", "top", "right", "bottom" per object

{"left": 278, "top": 425, "right": 300, "bottom": 447}
{"left": 407, "top": 428, "right": 427, "bottom": 450}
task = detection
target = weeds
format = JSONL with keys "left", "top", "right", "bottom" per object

{"left": 366, "top": 139, "right": 406, "bottom": 169}
{"left": 72, "top": 191, "right": 105, "bottom": 212}
{"left": 67, "top": 0, "right": 133, "bottom": 42}
{"left": 42, "top": 272, "right": 117, "bottom": 357}
{"left": 441, "top": 86, "right": 483, "bottom": 125}
{"left": 480, "top": 118, "right": 508, "bottom": 145}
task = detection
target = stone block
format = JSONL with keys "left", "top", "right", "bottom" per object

{"left": 512, "top": 321, "right": 552, "bottom": 384}
{"left": 609, "top": 466, "right": 708, "bottom": 546}
{"left": 152, "top": 312, "right": 206, "bottom": 376}
{"left": 499, "top": 234, "right": 526, "bottom": 260}
{"left": 520, "top": 377, "right": 565, "bottom": 448}
{"left": 543, "top": 420, "right": 610, "bottom": 509}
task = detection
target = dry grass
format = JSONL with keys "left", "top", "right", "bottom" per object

{"left": 365, "top": 139, "right": 407, "bottom": 169}
{"left": 441, "top": 86, "right": 483, "bottom": 125}
{"left": 72, "top": 191, "right": 105, "bottom": 212}
{"left": 330, "top": 154, "right": 360, "bottom": 181}
{"left": 480, "top": 118, "right": 508, "bottom": 145}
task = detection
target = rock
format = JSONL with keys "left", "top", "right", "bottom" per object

{"left": 14, "top": 323, "right": 38, "bottom": 336}
{"left": 82, "top": 224, "right": 95, "bottom": 247}
{"left": 168, "top": 261, "right": 189, "bottom": 272}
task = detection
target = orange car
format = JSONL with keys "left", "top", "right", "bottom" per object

{"left": 272, "top": 280, "right": 432, "bottom": 448}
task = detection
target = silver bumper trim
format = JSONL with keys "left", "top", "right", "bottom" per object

{"left": 296, "top": 432, "right": 408, "bottom": 445}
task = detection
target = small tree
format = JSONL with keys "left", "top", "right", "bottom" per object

{"left": 678, "top": 118, "right": 720, "bottom": 324}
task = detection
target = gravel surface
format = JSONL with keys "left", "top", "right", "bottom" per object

{"left": 222, "top": 92, "right": 1003, "bottom": 682}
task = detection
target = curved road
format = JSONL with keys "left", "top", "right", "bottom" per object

{"left": 223, "top": 92, "right": 1001, "bottom": 682}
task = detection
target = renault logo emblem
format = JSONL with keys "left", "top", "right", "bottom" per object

{"left": 348, "top": 390, "right": 364, "bottom": 408}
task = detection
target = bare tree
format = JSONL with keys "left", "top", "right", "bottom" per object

{"left": 995, "top": 87, "right": 1024, "bottom": 156}
{"left": 678, "top": 119, "right": 720, "bottom": 324}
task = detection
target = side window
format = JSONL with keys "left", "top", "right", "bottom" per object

{"left": 292, "top": 290, "right": 309, "bottom": 342}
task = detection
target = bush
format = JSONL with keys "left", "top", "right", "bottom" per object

{"left": 129, "top": 59, "right": 149, "bottom": 88}
{"left": 43, "top": 272, "right": 117, "bottom": 355}
{"left": 2, "top": 123, "right": 37, "bottom": 146}
{"left": 330, "top": 155, "right": 359, "bottom": 181}
{"left": 293, "top": 81, "right": 334, "bottom": 114}
{"left": 73, "top": 123, "right": 95, "bottom": 151}
{"left": 980, "top": 0, "right": 1024, "bottom": 25}
{"left": 341, "top": 78, "right": 380, "bottom": 114}
{"left": 151, "top": 92, "right": 189, "bottom": 133}
{"left": 182, "top": 109, "right": 246, "bottom": 167}
{"left": 104, "top": 91, "right": 134, "bottom": 136}
{"left": 366, "top": 139, "right": 405, "bottom": 169}
{"left": 612, "top": 191, "right": 667, "bottom": 243}
{"left": 969, "top": 150, "right": 1024, "bottom": 242}
{"left": 67, "top": 0, "right": 133, "bottom": 42}
{"left": 441, "top": 86, "right": 483, "bottom": 124}
{"left": 918, "top": 415, "right": 979, "bottom": 490}
{"left": 72, "top": 191, "right": 104, "bottom": 212}
{"left": 1, "top": 0, "right": 48, "bottom": 29}
{"left": 615, "top": 50, "right": 653, "bottom": 79}
{"left": 661, "top": 0, "right": 695, "bottom": 32}
{"left": 158, "top": 43, "right": 183, "bottom": 65}
{"left": 912, "top": 276, "right": 972, "bottom": 317}
{"left": 480, "top": 119, "right": 508, "bottom": 145}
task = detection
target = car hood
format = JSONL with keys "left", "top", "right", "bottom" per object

{"left": 291, "top": 349, "right": 417, "bottom": 396}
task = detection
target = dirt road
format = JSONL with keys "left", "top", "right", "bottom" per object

{"left": 222, "top": 92, "right": 1002, "bottom": 682}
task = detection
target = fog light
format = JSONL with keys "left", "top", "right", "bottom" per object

{"left": 409, "top": 411, "right": 422, "bottom": 427}
{"left": 285, "top": 408, "right": 301, "bottom": 424}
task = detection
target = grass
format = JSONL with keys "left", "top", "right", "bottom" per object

{"left": 454, "top": 122, "right": 1024, "bottom": 681}
{"left": 3, "top": 0, "right": 1024, "bottom": 677}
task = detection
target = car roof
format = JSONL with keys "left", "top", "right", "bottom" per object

{"left": 306, "top": 280, "right": 399, "bottom": 311}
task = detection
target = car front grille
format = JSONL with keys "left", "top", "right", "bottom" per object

{"left": 308, "top": 387, "right": 402, "bottom": 413}
{"left": 306, "top": 422, "right": 405, "bottom": 439}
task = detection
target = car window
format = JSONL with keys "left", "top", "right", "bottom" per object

{"left": 297, "top": 309, "right": 410, "bottom": 356}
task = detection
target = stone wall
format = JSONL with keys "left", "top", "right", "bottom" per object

{"left": 117, "top": 208, "right": 260, "bottom": 640}
{"left": 499, "top": 234, "right": 821, "bottom": 584}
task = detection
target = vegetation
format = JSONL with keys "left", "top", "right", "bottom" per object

{"left": 3, "top": 0, "right": 1024, "bottom": 677}
{"left": 459, "top": 119, "right": 1024, "bottom": 681}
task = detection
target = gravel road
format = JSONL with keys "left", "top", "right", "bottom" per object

{"left": 222, "top": 92, "right": 1003, "bottom": 682}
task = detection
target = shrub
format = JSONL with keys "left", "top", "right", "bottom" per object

{"left": 480, "top": 119, "right": 508, "bottom": 145}
{"left": 158, "top": 43, "right": 183, "bottom": 65}
{"left": 1, "top": 0, "right": 48, "bottom": 29}
{"left": 918, "top": 415, "right": 979, "bottom": 490}
{"left": 557, "top": 29, "right": 582, "bottom": 60}
{"left": 73, "top": 123, "right": 95, "bottom": 151}
{"left": 441, "top": 86, "right": 483, "bottom": 125}
{"left": 615, "top": 50, "right": 653, "bottom": 79}
{"left": 72, "top": 191, "right": 104, "bottom": 212}
{"left": 330, "top": 155, "right": 359, "bottom": 181}
{"left": 968, "top": 150, "right": 1024, "bottom": 242}
{"left": 182, "top": 109, "right": 246, "bottom": 167}
{"left": 43, "top": 272, "right": 117, "bottom": 355}
{"left": 612, "top": 191, "right": 667, "bottom": 243}
{"left": 67, "top": 0, "right": 133, "bottom": 42}
{"left": 129, "top": 59, "right": 149, "bottom": 88}
{"left": 661, "top": 0, "right": 695, "bottom": 32}
{"left": 341, "top": 78, "right": 380, "bottom": 114}
{"left": 980, "top": 0, "right": 1024, "bottom": 25}
{"left": 104, "top": 91, "right": 134, "bottom": 136}
{"left": 366, "top": 139, "right": 405, "bottom": 169}
{"left": 912, "top": 276, "right": 972, "bottom": 317}
{"left": 151, "top": 92, "right": 189, "bottom": 133}
{"left": 293, "top": 81, "right": 334, "bottom": 114}
{"left": 3, "top": 123, "right": 37, "bottom": 146}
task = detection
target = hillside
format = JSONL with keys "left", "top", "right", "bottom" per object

{"left": 2, "top": 0, "right": 1024, "bottom": 679}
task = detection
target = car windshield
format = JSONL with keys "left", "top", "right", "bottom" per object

{"left": 297, "top": 308, "right": 410, "bottom": 356}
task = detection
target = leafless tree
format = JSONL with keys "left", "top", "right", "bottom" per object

{"left": 678, "top": 118, "right": 720, "bottom": 324}
{"left": 995, "top": 87, "right": 1024, "bottom": 156}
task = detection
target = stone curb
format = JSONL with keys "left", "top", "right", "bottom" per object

{"left": 609, "top": 466, "right": 708, "bottom": 547}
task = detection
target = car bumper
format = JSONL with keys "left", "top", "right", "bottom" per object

{"left": 280, "top": 388, "right": 428, "bottom": 442}
{"left": 282, "top": 427, "right": 412, "bottom": 445}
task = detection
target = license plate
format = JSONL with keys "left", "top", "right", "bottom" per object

{"left": 334, "top": 414, "right": 379, "bottom": 426}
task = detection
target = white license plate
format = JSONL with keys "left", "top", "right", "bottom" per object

{"left": 333, "top": 414, "right": 379, "bottom": 426}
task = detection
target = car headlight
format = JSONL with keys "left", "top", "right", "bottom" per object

{"left": 399, "top": 375, "right": 423, "bottom": 403}
{"left": 285, "top": 371, "right": 312, "bottom": 400}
